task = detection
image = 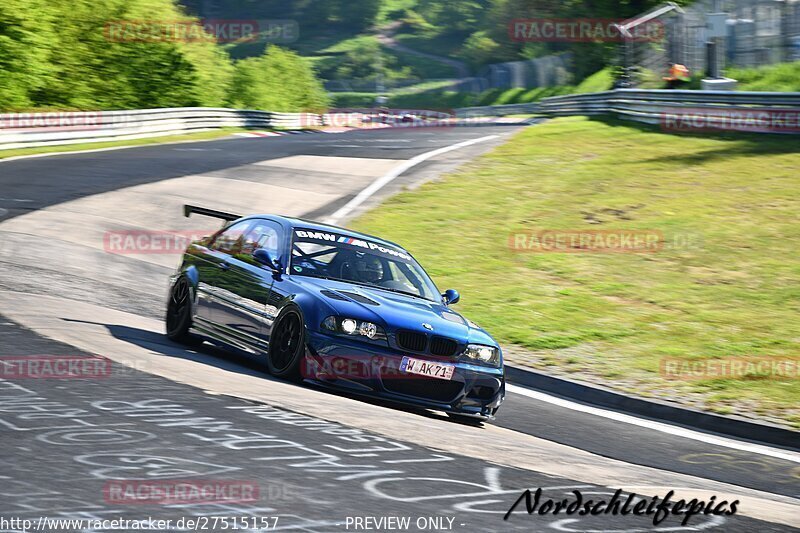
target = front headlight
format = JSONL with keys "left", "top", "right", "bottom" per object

{"left": 463, "top": 344, "right": 500, "bottom": 366}
{"left": 322, "top": 316, "right": 387, "bottom": 342}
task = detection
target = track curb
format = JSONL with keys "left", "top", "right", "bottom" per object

{"left": 504, "top": 364, "right": 800, "bottom": 451}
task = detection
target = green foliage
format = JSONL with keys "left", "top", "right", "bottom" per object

{"left": 346, "top": 0, "right": 383, "bottom": 31}
{"left": 0, "top": 0, "right": 57, "bottom": 109}
{"left": 0, "top": 0, "right": 327, "bottom": 112}
{"left": 229, "top": 46, "right": 329, "bottom": 112}
{"left": 182, "top": 42, "right": 236, "bottom": 107}
{"left": 333, "top": 38, "right": 384, "bottom": 79}
{"left": 310, "top": 35, "right": 424, "bottom": 82}
{"left": 575, "top": 67, "right": 614, "bottom": 93}
{"left": 416, "top": 0, "right": 491, "bottom": 33}
{"left": 393, "top": 0, "right": 683, "bottom": 74}
{"left": 728, "top": 62, "right": 800, "bottom": 92}
{"left": 459, "top": 31, "right": 501, "bottom": 68}
{"left": 193, "top": 0, "right": 669, "bottom": 90}
{"left": 332, "top": 68, "right": 612, "bottom": 110}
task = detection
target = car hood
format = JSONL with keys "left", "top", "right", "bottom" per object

{"left": 299, "top": 277, "right": 496, "bottom": 346}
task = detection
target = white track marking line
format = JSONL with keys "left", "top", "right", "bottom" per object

{"left": 506, "top": 383, "right": 800, "bottom": 464}
{"left": 324, "top": 134, "right": 499, "bottom": 225}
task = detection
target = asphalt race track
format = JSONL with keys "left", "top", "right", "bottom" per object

{"left": 1, "top": 126, "right": 798, "bottom": 532}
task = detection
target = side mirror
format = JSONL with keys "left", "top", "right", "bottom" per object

{"left": 253, "top": 249, "right": 280, "bottom": 273}
{"left": 442, "top": 289, "right": 460, "bottom": 305}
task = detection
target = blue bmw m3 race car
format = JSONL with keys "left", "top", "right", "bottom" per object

{"left": 166, "top": 205, "right": 505, "bottom": 421}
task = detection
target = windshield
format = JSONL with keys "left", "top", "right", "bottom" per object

{"left": 290, "top": 228, "right": 440, "bottom": 302}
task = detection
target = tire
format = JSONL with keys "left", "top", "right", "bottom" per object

{"left": 266, "top": 309, "right": 305, "bottom": 380}
{"left": 166, "top": 277, "right": 193, "bottom": 343}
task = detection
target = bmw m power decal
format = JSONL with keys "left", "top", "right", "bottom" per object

{"left": 294, "top": 229, "right": 412, "bottom": 261}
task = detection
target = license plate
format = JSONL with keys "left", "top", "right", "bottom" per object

{"left": 400, "top": 356, "right": 455, "bottom": 381}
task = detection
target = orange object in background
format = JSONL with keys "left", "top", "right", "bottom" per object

{"left": 664, "top": 63, "right": 691, "bottom": 81}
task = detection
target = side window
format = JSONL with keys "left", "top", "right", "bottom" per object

{"left": 241, "top": 220, "right": 283, "bottom": 259}
{"left": 210, "top": 221, "right": 252, "bottom": 255}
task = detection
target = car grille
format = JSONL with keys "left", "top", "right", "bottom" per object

{"left": 382, "top": 378, "right": 463, "bottom": 403}
{"left": 430, "top": 336, "right": 459, "bottom": 357}
{"left": 397, "top": 330, "right": 427, "bottom": 352}
{"left": 396, "top": 330, "right": 462, "bottom": 357}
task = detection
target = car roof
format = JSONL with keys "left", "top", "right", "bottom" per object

{"left": 242, "top": 214, "right": 407, "bottom": 252}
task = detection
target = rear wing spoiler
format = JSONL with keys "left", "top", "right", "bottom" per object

{"left": 183, "top": 204, "right": 242, "bottom": 223}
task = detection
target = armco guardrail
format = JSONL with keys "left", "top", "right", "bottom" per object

{"left": 457, "top": 89, "right": 800, "bottom": 133}
{"left": 539, "top": 89, "right": 800, "bottom": 127}
{"left": 0, "top": 108, "right": 323, "bottom": 151}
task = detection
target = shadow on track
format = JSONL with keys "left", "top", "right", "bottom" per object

{"left": 61, "top": 317, "right": 486, "bottom": 428}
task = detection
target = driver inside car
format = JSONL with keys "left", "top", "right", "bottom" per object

{"left": 354, "top": 254, "right": 384, "bottom": 284}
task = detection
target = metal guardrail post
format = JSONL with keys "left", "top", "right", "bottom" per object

{"left": 3, "top": 94, "right": 800, "bottom": 151}
{"left": 0, "top": 108, "right": 326, "bottom": 150}
{"left": 456, "top": 89, "right": 800, "bottom": 133}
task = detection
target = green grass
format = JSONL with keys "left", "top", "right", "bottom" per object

{"left": 575, "top": 67, "right": 614, "bottom": 93}
{"left": 330, "top": 80, "right": 608, "bottom": 111}
{"left": 393, "top": 79, "right": 460, "bottom": 94}
{"left": 728, "top": 61, "right": 800, "bottom": 92}
{"left": 333, "top": 68, "right": 614, "bottom": 110}
{"left": 383, "top": 46, "right": 459, "bottom": 78}
{"left": 329, "top": 92, "right": 377, "bottom": 108}
{"left": 389, "top": 90, "right": 478, "bottom": 109}
{"left": 225, "top": 25, "right": 363, "bottom": 60}
{"left": 0, "top": 127, "right": 250, "bottom": 160}
{"left": 331, "top": 90, "right": 474, "bottom": 109}
{"left": 351, "top": 117, "right": 800, "bottom": 427}
{"left": 631, "top": 61, "right": 800, "bottom": 91}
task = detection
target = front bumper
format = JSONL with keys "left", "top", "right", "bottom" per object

{"left": 304, "top": 331, "right": 505, "bottom": 419}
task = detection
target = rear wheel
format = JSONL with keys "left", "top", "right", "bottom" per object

{"left": 267, "top": 309, "right": 305, "bottom": 380}
{"left": 166, "top": 278, "right": 193, "bottom": 343}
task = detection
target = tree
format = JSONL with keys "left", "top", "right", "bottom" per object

{"left": 0, "top": 0, "right": 57, "bottom": 109}
{"left": 229, "top": 45, "right": 329, "bottom": 112}
{"left": 417, "top": 0, "right": 491, "bottom": 33}
{"left": 0, "top": 0, "right": 239, "bottom": 110}
{"left": 459, "top": 31, "right": 502, "bottom": 68}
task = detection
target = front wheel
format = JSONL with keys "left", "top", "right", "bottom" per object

{"left": 266, "top": 309, "right": 305, "bottom": 380}
{"left": 166, "top": 277, "right": 193, "bottom": 343}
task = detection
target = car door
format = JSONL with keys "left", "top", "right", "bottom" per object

{"left": 260, "top": 227, "right": 314, "bottom": 343}
{"left": 212, "top": 219, "right": 284, "bottom": 351}
{"left": 193, "top": 219, "right": 255, "bottom": 328}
